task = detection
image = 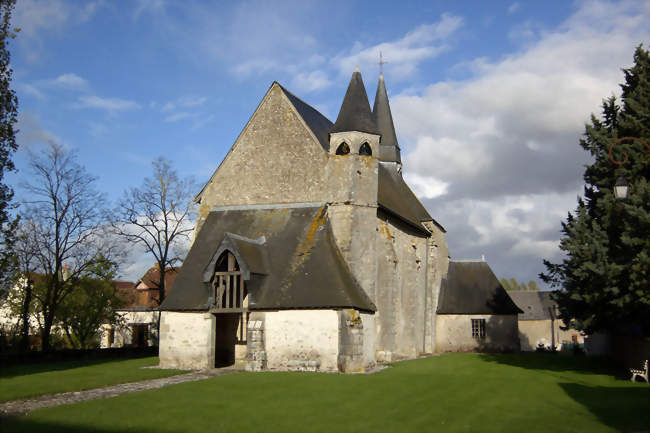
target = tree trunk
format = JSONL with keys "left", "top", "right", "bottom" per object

{"left": 19, "top": 281, "right": 32, "bottom": 352}
{"left": 41, "top": 312, "right": 55, "bottom": 352}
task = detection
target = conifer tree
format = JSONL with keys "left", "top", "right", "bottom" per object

{"left": 0, "top": 0, "right": 18, "bottom": 298}
{"left": 541, "top": 45, "right": 650, "bottom": 335}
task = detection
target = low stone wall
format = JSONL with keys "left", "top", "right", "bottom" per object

{"left": 519, "top": 319, "right": 584, "bottom": 351}
{"left": 264, "top": 310, "right": 339, "bottom": 372}
{"left": 435, "top": 314, "right": 519, "bottom": 352}
{"left": 159, "top": 311, "right": 215, "bottom": 369}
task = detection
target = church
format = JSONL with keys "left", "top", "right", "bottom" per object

{"left": 157, "top": 70, "right": 520, "bottom": 372}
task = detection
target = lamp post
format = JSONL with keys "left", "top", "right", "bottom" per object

{"left": 608, "top": 137, "right": 649, "bottom": 200}
{"left": 613, "top": 176, "right": 629, "bottom": 201}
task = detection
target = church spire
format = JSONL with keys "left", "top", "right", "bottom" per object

{"left": 372, "top": 73, "right": 401, "bottom": 164}
{"left": 330, "top": 69, "right": 379, "bottom": 135}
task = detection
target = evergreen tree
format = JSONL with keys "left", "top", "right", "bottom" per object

{"left": 0, "top": 0, "right": 18, "bottom": 299}
{"left": 541, "top": 45, "right": 650, "bottom": 335}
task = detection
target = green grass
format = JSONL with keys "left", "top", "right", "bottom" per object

{"left": 3, "top": 353, "right": 649, "bottom": 433}
{"left": 0, "top": 356, "right": 184, "bottom": 402}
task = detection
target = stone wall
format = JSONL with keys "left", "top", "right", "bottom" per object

{"left": 159, "top": 311, "right": 215, "bottom": 369}
{"left": 435, "top": 314, "right": 519, "bottom": 352}
{"left": 424, "top": 221, "right": 449, "bottom": 353}
{"left": 195, "top": 83, "right": 330, "bottom": 236}
{"left": 374, "top": 215, "right": 429, "bottom": 361}
{"left": 264, "top": 310, "right": 339, "bottom": 372}
{"left": 519, "top": 319, "right": 584, "bottom": 351}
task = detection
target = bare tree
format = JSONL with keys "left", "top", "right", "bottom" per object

{"left": 13, "top": 220, "right": 39, "bottom": 352}
{"left": 20, "top": 143, "right": 120, "bottom": 351}
{"left": 111, "top": 157, "right": 195, "bottom": 306}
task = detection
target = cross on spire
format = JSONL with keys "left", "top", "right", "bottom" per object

{"left": 379, "top": 51, "right": 388, "bottom": 74}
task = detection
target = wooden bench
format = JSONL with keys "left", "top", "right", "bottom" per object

{"left": 630, "top": 360, "right": 648, "bottom": 382}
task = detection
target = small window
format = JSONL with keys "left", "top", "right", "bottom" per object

{"left": 359, "top": 142, "right": 372, "bottom": 156}
{"left": 336, "top": 142, "right": 350, "bottom": 155}
{"left": 471, "top": 319, "right": 486, "bottom": 339}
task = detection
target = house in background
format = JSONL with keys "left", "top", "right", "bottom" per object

{"left": 101, "top": 266, "right": 178, "bottom": 348}
{"left": 435, "top": 260, "right": 522, "bottom": 352}
{"left": 508, "top": 290, "right": 584, "bottom": 351}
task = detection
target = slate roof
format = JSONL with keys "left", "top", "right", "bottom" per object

{"left": 161, "top": 204, "right": 376, "bottom": 313}
{"left": 196, "top": 79, "right": 442, "bottom": 237}
{"left": 437, "top": 261, "right": 523, "bottom": 315}
{"left": 373, "top": 74, "right": 401, "bottom": 164}
{"left": 508, "top": 291, "right": 556, "bottom": 320}
{"left": 377, "top": 162, "right": 446, "bottom": 234}
{"left": 330, "top": 70, "right": 379, "bottom": 135}
{"left": 280, "top": 84, "right": 333, "bottom": 152}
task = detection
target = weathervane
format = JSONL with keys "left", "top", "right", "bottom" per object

{"left": 379, "top": 51, "right": 388, "bottom": 74}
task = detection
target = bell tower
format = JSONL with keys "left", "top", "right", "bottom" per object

{"left": 326, "top": 69, "right": 380, "bottom": 294}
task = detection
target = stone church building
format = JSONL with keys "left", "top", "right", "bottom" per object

{"left": 158, "top": 70, "right": 511, "bottom": 373}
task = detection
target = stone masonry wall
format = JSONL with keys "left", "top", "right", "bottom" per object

{"left": 159, "top": 311, "right": 215, "bottom": 369}
{"left": 423, "top": 221, "right": 449, "bottom": 353}
{"left": 264, "top": 310, "right": 339, "bottom": 372}
{"left": 375, "top": 215, "right": 428, "bottom": 361}
{"left": 195, "top": 83, "right": 330, "bottom": 237}
{"left": 435, "top": 314, "right": 519, "bottom": 353}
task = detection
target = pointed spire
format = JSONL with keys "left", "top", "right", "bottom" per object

{"left": 373, "top": 74, "right": 401, "bottom": 164}
{"left": 330, "top": 70, "right": 379, "bottom": 135}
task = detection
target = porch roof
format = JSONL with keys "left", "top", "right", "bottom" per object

{"left": 160, "top": 204, "right": 376, "bottom": 313}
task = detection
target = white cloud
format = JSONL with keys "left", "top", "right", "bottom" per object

{"left": 19, "top": 84, "right": 46, "bottom": 100}
{"left": 13, "top": 0, "right": 103, "bottom": 61}
{"left": 165, "top": 112, "right": 193, "bottom": 122}
{"left": 393, "top": 0, "right": 650, "bottom": 285}
{"left": 331, "top": 14, "right": 463, "bottom": 80}
{"left": 48, "top": 73, "right": 88, "bottom": 90}
{"left": 178, "top": 96, "right": 207, "bottom": 107}
{"left": 508, "top": 2, "right": 520, "bottom": 14}
{"left": 76, "top": 95, "right": 141, "bottom": 114}
{"left": 291, "top": 71, "right": 332, "bottom": 93}
{"left": 403, "top": 172, "right": 449, "bottom": 199}
{"left": 17, "top": 112, "right": 63, "bottom": 149}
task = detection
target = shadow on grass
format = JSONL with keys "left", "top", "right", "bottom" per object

{"left": 477, "top": 352, "right": 628, "bottom": 379}
{"left": 558, "top": 382, "right": 650, "bottom": 433}
{"left": 1, "top": 417, "right": 159, "bottom": 433}
{"left": 0, "top": 357, "right": 148, "bottom": 379}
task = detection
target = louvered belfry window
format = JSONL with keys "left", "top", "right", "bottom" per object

{"left": 212, "top": 251, "right": 246, "bottom": 311}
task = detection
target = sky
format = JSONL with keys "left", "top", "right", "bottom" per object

{"left": 7, "top": 0, "right": 650, "bottom": 284}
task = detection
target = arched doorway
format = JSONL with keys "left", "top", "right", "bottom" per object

{"left": 211, "top": 251, "right": 248, "bottom": 367}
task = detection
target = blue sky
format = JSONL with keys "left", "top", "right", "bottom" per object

{"left": 7, "top": 0, "right": 650, "bottom": 283}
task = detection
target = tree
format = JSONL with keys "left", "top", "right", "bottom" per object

{"left": 111, "top": 157, "right": 195, "bottom": 306}
{"left": 541, "top": 45, "right": 650, "bottom": 335}
{"left": 500, "top": 277, "right": 540, "bottom": 291}
{"left": 0, "top": 0, "right": 19, "bottom": 300}
{"left": 55, "top": 257, "right": 123, "bottom": 349}
{"left": 20, "top": 143, "right": 122, "bottom": 351}
{"left": 13, "top": 220, "right": 39, "bottom": 351}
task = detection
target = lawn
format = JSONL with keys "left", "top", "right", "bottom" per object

{"left": 3, "top": 353, "right": 649, "bottom": 433}
{"left": 0, "top": 356, "right": 184, "bottom": 403}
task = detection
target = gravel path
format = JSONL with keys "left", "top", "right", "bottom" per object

{"left": 0, "top": 368, "right": 237, "bottom": 417}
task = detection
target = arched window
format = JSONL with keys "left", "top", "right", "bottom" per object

{"left": 359, "top": 142, "right": 372, "bottom": 156}
{"left": 336, "top": 142, "right": 350, "bottom": 155}
{"left": 212, "top": 251, "right": 245, "bottom": 310}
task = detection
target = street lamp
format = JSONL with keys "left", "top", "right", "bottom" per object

{"left": 608, "top": 137, "right": 649, "bottom": 200}
{"left": 614, "top": 176, "right": 629, "bottom": 201}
